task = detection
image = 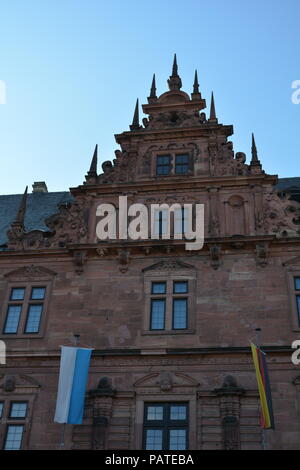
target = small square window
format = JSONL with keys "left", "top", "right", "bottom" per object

{"left": 295, "top": 277, "right": 300, "bottom": 291}
{"left": 147, "top": 406, "right": 164, "bottom": 421}
{"left": 9, "top": 402, "right": 27, "bottom": 419}
{"left": 169, "top": 429, "right": 186, "bottom": 450}
{"left": 4, "top": 425, "right": 24, "bottom": 450}
{"left": 31, "top": 287, "right": 46, "bottom": 300}
{"left": 10, "top": 288, "right": 25, "bottom": 301}
{"left": 173, "top": 281, "right": 188, "bottom": 294}
{"left": 170, "top": 405, "right": 187, "bottom": 421}
{"left": 152, "top": 282, "right": 166, "bottom": 295}
{"left": 145, "top": 429, "right": 163, "bottom": 450}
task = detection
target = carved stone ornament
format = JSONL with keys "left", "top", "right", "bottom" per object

{"left": 209, "top": 244, "right": 222, "bottom": 270}
{"left": 118, "top": 249, "right": 130, "bottom": 273}
{"left": 263, "top": 192, "right": 300, "bottom": 237}
{"left": 4, "top": 265, "right": 56, "bottom": 281}
{"left": 255, "top": 243, "right": 269, "bottom": 267}
{"left": 96, "top": 247, "right": 109, "bottom": 257}
{"left": 73, "top": 250, "right": 87, "bottom": 274}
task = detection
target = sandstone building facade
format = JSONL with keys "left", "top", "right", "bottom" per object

{"left": 0, "top": 57, "right": 300, "bottom": 450}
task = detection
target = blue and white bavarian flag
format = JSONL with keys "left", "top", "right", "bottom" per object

{"left": 54, "top": 346, "right": 93, "bottom": 424}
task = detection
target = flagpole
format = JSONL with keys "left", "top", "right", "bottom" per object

{"left": 255, "top": 328, "right": 267, "bottom": 451}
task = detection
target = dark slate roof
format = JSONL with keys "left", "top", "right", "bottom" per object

{"left": 275, "top": 177, "right": 300, "bottom": 192}
{"left": 0, "top": 191, "right": 74, "bottom": 246}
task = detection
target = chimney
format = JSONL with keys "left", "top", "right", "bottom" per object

{"left": 32, "top": 181, "right": 48, "bottom": 193}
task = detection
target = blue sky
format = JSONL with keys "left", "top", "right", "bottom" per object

{"left": 0, "top": 0, "right": 299, "bottom": 194}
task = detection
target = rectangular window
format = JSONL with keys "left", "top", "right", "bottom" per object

{"left": 143, "top": 403, "right": 188, "bottom": 450}
{"left": 152, "top": 282, "right": 166, "bottom": 295}
{"left": 24, "top": 304, "right": 43, "bottom": 333}
{"left": 9, "top": 402, "right": 27, "bottom": 419}
{"left": 173, "top": 281, "right": 188, "bottom": 294}
{"left": 10, "top": 288, "right": 25, "bottom": 301}
{"left": 3, "top": 305, "right": 22, "bottom": 334}
{"left": 175, "top": 154, "right": 189, "bottom": 174}
{"left": 153, "top": 209, "right": 169, "bottom": 237}
{"left": 173, "top": 298, "right": 188, "bottom": 329}
{"left": 4, "top": 425, "right": 24, "bottom": 450}
{"left": 156, "top": 155, "right": 171, "bottom": 176}
{"left": 30, "top": 287, "right": 46, "bottom": 300}
{"left": 297, "top": 296, "right": 300, "bottom": 323}
{"left": 295, "top": 277, "right": 300, "bottom": 291}
{"left": 2, "top": 285, "right": 47, "bottom": 336}
{"left": 0, "top": 402, "right": 3, "bottom": 418}
{"left": 150, "top": 299, "right": 165, "bottom": 330}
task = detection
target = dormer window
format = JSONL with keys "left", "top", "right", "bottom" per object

{"left": 155, "top": 153, "right": 190, "bottom": 177}
{"left": 156, "top": 155, "right": 171, "bottom": 176}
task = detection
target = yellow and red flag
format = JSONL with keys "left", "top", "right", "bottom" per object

{"left": 250, "top": 343, "right": 275, "bottom": 429}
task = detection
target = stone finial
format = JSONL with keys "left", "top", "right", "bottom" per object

{"left": 148, "top": 74, "right": 157, "bottom": 103}
{"left": 130, "top": 99, "right": 141, "bottom": 130}
{"left": 250, "top": 133, "right": 262, "bottom": 173}
{"left": 85, "top": 144, "right": 98, "bottom": 183}
{"left": 191, "top": 70, "right": 201, "bottom": 100}
{"left": 12, "top": 186, "right": 28, "bottom": 230}
{"left": 167, "top": 54, "right": 182, "bottom": 91}
{"left": 209, "top": 92, "right": 218, "bottom": 122}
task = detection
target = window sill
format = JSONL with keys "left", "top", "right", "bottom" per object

{"left": 142, "top": 329, "right": 195, "bottom": 336}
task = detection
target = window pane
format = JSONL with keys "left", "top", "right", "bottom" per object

{"left": 0, "top": 402, "right": 3, "bottom": 418}
{"left": 147, "top": 406, "right": 164, "bottom": 421}
{"left": 4, "top": 425, "right": 24, "bottom": 450}
{"left": 156, "top": 155, "right": 171, "bottom": 176}
{"left": 10, "top": 403, "right": 27, "bottom": 419}
{"left": 10, "top": 288, "right": 25, "bottom": 301}
{"left": 174, "top": 281, "right": 188, "bottom": 294}
{"left": 169, "top": 429, "right": 186, "bottom": 450}
{"left": 173, "top": 299, "right": 187, "bottom": 329}
{"left": 295, "top": 278, "right": 300, "bottom": 290}
{"left": 4, "top": 305, "right": 22, "bottom": 333}
{"left": 175, "top": 154, "right": 189, "bottom": 175}
{"left": 170, "top": 405, "right": 187, "bottom": 421}
{"left": 31, "top": 287, "right": 46, "bottom": 300}
{"left": 146, "top": 429, "right": 163, "bottom": 450}
{"left": 153, "top": 210, "right": 169, "bottom": 236}
{"left": 152, "top": 282, "right": 166, "bottom": 295}
{"left": 297, "top": 296, "right": 300, "bottom": 324}
{"left": 151, "top": 299, "right": 165, "bottom": 330}
{"left": 25, "top": 305, "right": 43, "bottom": 333}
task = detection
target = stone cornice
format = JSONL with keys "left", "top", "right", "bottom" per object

{"left": 71, "top": 173, "right": 278, "bottom": 196}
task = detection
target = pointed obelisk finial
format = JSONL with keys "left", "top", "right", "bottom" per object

{"left": 6, "top": 186, "right": 28, "bottom": 247}
{"left": 251, "top": 133, "right": 258, "bottom": 162}
{"left": 209, "top": 92, "right": 218, "bottom": 122}
{"left": 168, "top": 54, "right": 182, "bottom": 91}
{"left": 130, "top": 99, "right": 141, "bottom": 130}
{"left": 250, "top": 133, "right": 262, "bottom": 173}
{"left": 172, "top": 53, "right": 178, "bottom": 76}
{"left": 148, "top": 74, "right": 157, "bottom": 103}
{"left": 85, "top": 144, "right": 98, "bottom": 183}
{"left": 15, "top": 186, "right": 28, "bottom": 226}
{"left": 191, "top": 70, "right": 201, "bottom": 100}
{"left": 86, "top": 144, "right": 98, "bottom": 179}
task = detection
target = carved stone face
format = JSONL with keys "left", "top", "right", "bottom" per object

{"left": 4, "top": 376, "right": 16, "bottom": 392}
